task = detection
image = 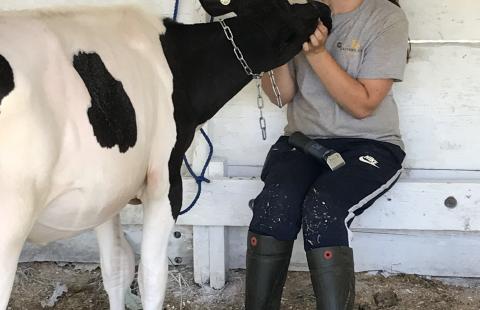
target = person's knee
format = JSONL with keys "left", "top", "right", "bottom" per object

{"left": 249, "top": 185, "right": 302, "bottom": 241}
{"left": 302, "top": 188, "right": 349, "bottom": 250}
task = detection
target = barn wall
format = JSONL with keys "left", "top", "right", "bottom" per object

{"left": 4, "top": 0, "right": 480, "bottom": 278}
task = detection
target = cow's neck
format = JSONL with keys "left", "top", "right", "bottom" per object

{"left": 160, "top": 19, "right": 260, "bottom": 218}
{"left": 160, "top": 19, "right": 255, "bottom": 129}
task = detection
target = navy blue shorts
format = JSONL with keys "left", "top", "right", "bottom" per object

{"left": 249, "top": 136, "right": 405, "bottom": 251}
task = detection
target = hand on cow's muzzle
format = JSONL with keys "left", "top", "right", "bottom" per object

{"left": 308, "top": 1, "right": 332, "bottom": 33}
{"left": 303, "top": 21, "right": 329, "bottom": 55}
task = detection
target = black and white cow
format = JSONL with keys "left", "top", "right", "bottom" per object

{"left": 0, "top": 1, "right": 330, "bottom": 309}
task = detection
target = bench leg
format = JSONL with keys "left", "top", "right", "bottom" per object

{"left": 193, "top": 226, "right": 210, "bottom": 285}
{"left": 209, "top": 226, "right": 229, "bottom": 289}
{"left": 193, "top": 225, "right": 229, "bottom": 289}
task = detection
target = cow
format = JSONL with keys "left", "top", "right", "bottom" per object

{"left": 0, "top": 1, "right": 331, "bottom": 309}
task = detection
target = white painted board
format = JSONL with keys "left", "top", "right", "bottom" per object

{"left": 403, "top": 0, "right": 480, "bottom": 41}
{"left": 121, "top": 178, "right": 480, "bottom": 232}
{"left": 208, "top": 45, "right": 480, "bottom": 172}
{"left": 227, "top": 226, "right": 480, "bottom": 278}
{"left": 20, "top": 225, "right": 193, "bottom": 265}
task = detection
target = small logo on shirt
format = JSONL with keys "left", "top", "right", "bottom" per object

{"left": 337, "top": 40, "right": 362, "bottom": 53}
{"left": 359, "top": 155, "right": 380, "bottom": 168}
{"left": 351, "top": 39, "right": 361, "bottom": 50}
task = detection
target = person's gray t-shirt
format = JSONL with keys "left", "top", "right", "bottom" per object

{"left": 284, "top": 0, "right": 409, "bottom": 149}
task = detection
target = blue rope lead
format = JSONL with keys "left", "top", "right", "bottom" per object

{"left": 173, "top": 0, "right": 214, "bottom": 215}
{"left": 179, "top": 128, "right": 214, "bottom": 215}
{"left": 173, "top": 0, "right": 180, "bottom": 21}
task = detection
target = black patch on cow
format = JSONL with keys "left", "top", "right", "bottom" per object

{"left": 0, "top": 54, "right": 15, "bottom": 105}
{"left": 73, "top": 52, "right": 137, "bottom": 153}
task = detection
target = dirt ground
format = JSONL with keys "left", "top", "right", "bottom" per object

{"left": 7, "top": 262, "right": 480, "bottom": 310}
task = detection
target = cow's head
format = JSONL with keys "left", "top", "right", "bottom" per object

{"left": 200, "top": 0, "right": 332, "bottom": 73}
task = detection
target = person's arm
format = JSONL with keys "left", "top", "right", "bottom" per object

{"left": 261, "top": 64, "right": 296, "bottom": 106}
{"left": 303, "top": 22, "right": 394, "bottom": 119}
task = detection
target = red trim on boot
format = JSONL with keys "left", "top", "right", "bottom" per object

{"left": 251, "top": 236, "right": 258, "bottom": 247}
{"left": 323, "top": 250, "right": 333, "bottom": 260}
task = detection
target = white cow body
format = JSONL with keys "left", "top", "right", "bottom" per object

{"left": 0, "top": 7, "right": 174, "bottom": 241}
{"left": 0, "top": 7, "right": 176, "bottom": 309}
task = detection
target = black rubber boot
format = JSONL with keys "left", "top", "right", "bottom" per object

{"left": 306, "top": 246, "right": 355, "bottom": 310}
{"left": 245, "top": 231, "right": 294, "bottom": 310}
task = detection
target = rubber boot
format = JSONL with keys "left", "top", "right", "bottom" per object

{"left": 306, "top": 246, "right": 355, "bottom": 310}
{"left": 245, "top": 231, "right": 294, "bottom": 310}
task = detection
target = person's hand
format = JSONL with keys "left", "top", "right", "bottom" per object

{"left": 303, "top": 21, "right": 329, "bottom": 55}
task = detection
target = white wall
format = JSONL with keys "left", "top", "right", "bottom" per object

{"left": 403, "top": 0, "right": 480, "bottom": 41}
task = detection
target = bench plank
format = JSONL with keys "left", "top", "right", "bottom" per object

{"left": 122, "top": 178, "right": 480, "bottom": 231}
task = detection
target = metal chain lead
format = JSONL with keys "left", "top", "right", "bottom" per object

{"left": 268, "top": 70, "right": 283, "bottom": 108}
{"left": 220, "top": 19, "right": 284, "bottom": 140}
{"left": 220, "top": 19, "right": 257, "bottom": 77}
{"left": 255, "top": 76, "right": 267, "bottom": 140}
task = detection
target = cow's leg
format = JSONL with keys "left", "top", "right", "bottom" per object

{"left": 95, "top": 215, "right": 135, "bottom": 310}
{"left": 0, "top": 242, "right": 23, "bottom": 309}
{"left": 0, "top": 196, "right": 35, "bottom": 309}
{"left": 138, "top": 184, "right": 174, "bottom": 310}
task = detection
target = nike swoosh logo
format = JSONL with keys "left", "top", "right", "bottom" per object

{"left": 359, "top": 156, "right": 380, "bottom": 168}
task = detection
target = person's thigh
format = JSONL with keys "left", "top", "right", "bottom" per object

{"left": 302, "top": 140, "right": 405, "bottom": 250}
{"left": 249, "top": 136, "right": 325, "bottom": 241}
